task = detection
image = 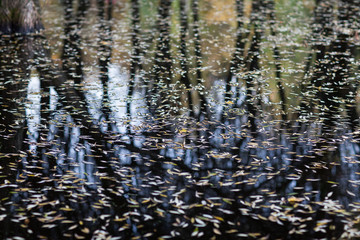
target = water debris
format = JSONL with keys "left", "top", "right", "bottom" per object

{"left": 0, "top": 0, "right": 360, "bottom": 239}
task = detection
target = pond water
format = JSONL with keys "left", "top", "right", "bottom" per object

{"left": 1, "top": 0, "right": 360, "bottom": 239}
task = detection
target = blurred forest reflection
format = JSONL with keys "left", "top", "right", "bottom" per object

{"left": 0, "top": 0, "right": 360, "bottom": 239}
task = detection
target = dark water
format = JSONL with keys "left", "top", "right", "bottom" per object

{"left": 0, "top": 0, "right": 360, "bottom": 239}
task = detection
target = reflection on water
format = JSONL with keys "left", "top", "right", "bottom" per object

{"left": 0, "top": 0, "right": 360, "bottom": 239}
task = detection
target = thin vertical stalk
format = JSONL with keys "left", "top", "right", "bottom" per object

{"left": 127, "top": 0, "right": 142, "bottom": 120}
{"left": 222, "top": 0, "right": 244, "bottom": 122}
{"left": 192, "top": 0, "right": 207, "bottom": 119}
{"left": 97, "top": 0, "right": 113, "bottom": 118}
{"left": 179, "top": 0, "right": 194, "bottom": 117}
{"left": 244, "top": 0, "right": 263, "bottom": 135}
{"left": 267, "top": 0, "right": 286, "bottom": 120}
{"left": 150, "top": 0, "right": 172, "bottom": 116}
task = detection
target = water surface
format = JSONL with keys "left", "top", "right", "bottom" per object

{"left": 0, "top": 0, "right": 360, "bottom": 239}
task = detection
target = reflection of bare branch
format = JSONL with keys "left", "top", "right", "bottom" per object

{"left": 34, "top": 26, "right": 130, "bottom": 211}
{"left": 127, "top": 0, "right": 142, "bottom": 130}
{"left": 61, "top": 0, "right": 85, "bottom": 86}
{"left": 267, "top": 0, "right": 286, "bottom": 120}
{"left": 222, "top": 0, "right": 244, "bottom": 122}
{"left": 0, "top": 38, "right": 30, "bottom": 189}
{"left": 179, "top": 0, "right": 194, "bottom": 117}
{"left": 97, "top": 0, "right": 113, "bottom": 117}
{"left": 39, "top": 60, "right": 285, "bottom": 232}
{"left": 150, "top": 0, "right": 172, "bottom": 116}
{"left": 299, "top": 0, "right": 358, "bottom": 132}
{"left": 192, "top": 0, "right": 208, "bottom": 119}
{"left": 244, "top": 0, "right": 262, "bottom": 135}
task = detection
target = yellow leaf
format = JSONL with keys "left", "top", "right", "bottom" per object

{"left": 288, "top": 196, "right": 303, "bottom": 205}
